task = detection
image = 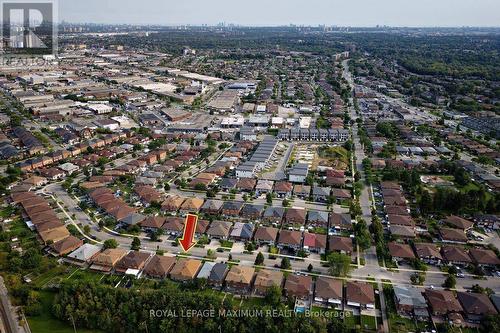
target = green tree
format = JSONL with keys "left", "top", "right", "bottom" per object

{"left": 264, "top": 284, "right": 282, "bottom": 306}
{"left": 280, "top": 257, "right": 291, "bottom": 270}
{"left": 103, "top": 239, "right": 118, "bottom": 249}
{"left": 327, "top": 252, "right": 352, "bottom": 277}
{"left": 354, "top": 220, "right": 371, "bottom": 250}
{"left": 255, "top": 252, "right": 265, "bottom": 266}
{"left": 22, "top": 248, "right": 42, "bottom": 269}
{"left": 131, "top": 237, "right": 141, "bottom": 251}
{"left": 266, "top": 193, "right": 273, "bottom": 205}
{"left": 443, "top": 275, "right": 456, "bottom": 289}
{"left": 419, "top": 189, "right": 433, "bottom": 216}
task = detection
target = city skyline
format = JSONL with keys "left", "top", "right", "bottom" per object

{"left": 58, "top": 0, "right": 500, "bottom": 27}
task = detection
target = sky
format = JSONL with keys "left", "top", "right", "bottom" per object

{"left": 58, "top": 0, "right": 500, "bottom": 27}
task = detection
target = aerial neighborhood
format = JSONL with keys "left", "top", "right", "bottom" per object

{"left": 0, "top": 16, "right": 499, "bottom": 333}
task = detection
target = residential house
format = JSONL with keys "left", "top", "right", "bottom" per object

{"left": 346, "top": 282, "right": 375, "bottom": 309}
{"left": 139, "top": 216, "right": 166, "bottom": 232}
{"left": 474, "top": 214, "right": 498, "bottom": 230}
{"left": 161, "top": 217, "right": 184, "bottom": 236}
{"left": 195, "top": 219, "right": 210, "bottom": 236}
{"left": 293, "top": 184, "right": 311, "bottom": 199}
{"left": 219, "top": 178, "right": 238, "bottom": 192}
{"left": 49, "top": 236, "right": 83, "bottom": 256}
{"left": 230, "top": 222, "right": 254, "bottom": 241}
{"left": 196, "top": 262, "right": 216, "bottom": 280}
{"left": 328, "top": 236, "right": 353, "bottom": 255}
{"left": 388, "top": 214, "right": 414, "bottom": 227}
{"left": 439, "top": 228, "right": 468, "bottom": 244}
{"left": 314, "top": 277, "right": 342, "bottom": 309}
{"left": 393, "top": 286, "right": 428, "bottom": 319}
{"left": 115, "top": 251, "right": 152, "bottom": 274}
{"left": 190, "top": 172, "right": 217, "bottom": 189}
{"left": 330, "top": 188, "right": 351, "bottom": 203}
{"left": 90, "top": 248, "right": 128, "bottom": 272}
{"left": 66, "top": 243, "right": 101, "bottom": 265}
{"left": 208, "top": 263, "right": 228, "bottom": 289}
{"left": 180, "top": 197, "right": 204, "bottom": 215}
{"left": 236, "top": 178, "right": 257, "bottom": 192}
{"left": 443, "top": 215, "right": 474, "bottom": 231}
{"left": 303, "top": 233, "right": 327, "bottom": 254}
{"left": 414, "top": 243, "right": 442, "bottom": 265}
{"left": 39, "top": 167, "right": 65, "bottom": 180}
{"left": 143, "top": 255, "right": 176, "bottom": 279}
{"left": 206, "top": 221, "right": 232, "bottom": 240}
{"left": 255, "top": 179, "right": 274, "bottom": 196}
{"left": 120, "top": 213, "right": 146, "bottom": 227}
{"left": 307, "top": 210, "right": 329, "bottom": 227}
{"left": 312, "top": 186, "right": 331, "bottom": 203}
{"left": 284, "top": 208, "right": 307, "bottom": 226}
{"left": 457, "top": 292, "right": 498, "bottom": 322}
{"left": 388, "top": 242, "right": 415, "bottom": 263}
{"left": 253, "top": 226, "right": 279, "bottom": 246}
{"left": 224, "top": 266, "right": 255, "bottom": 293}
{"left": 262, "top": 206, "right": 285, "bottom": 225}
{"left": 169, "top": 259, "right": 202, "bottom": 282}
{"left": 221, "top": 201, "right": 244, "bottom": 217}
{"left": 23, "top": 176, "right": 48, "bottom": 189}
{"left": 441, "top": 245, "right": 472, "bottom": 266}
{"left": 39, "top": 226, "right": 71, "bottom": 245}
{"left": 288, "top": 163, "right": 309, "bottom": 183}
{"left": 161, "top": 195, "right": 186, "bottom": 212}
{"left": 200, "top": 199, "right": 224, "bottom": 215}
{"left": 253, "top": 269, "right": 284, "bottom": 296}
{"left": 468, "top": 248, "right": 500, "bottom": 268}
{"left": 390, "top": 225, "right": 416, "bottom": 239}
{"left": 284, "top": 274, "right": 312, "bottom": 300}
{"left": 274, "top": 181, "right": 293, "bottom": 198}
{"left": 134, "top": 185, "right": 162, "bottom": 206}
{"left": 425, "top": 289, "right": 463, "bottom": 317}
{"left": 329, "top": 213, "right": 352, "bottom": 232}
{"left": 277, "top": 230, "right": 302, "bottom": 252}
{"left": 240, "top": 204, "right": 264, "bottom": 220}
{"left": 385, "top": 205, "right": 409, "bottom": 216}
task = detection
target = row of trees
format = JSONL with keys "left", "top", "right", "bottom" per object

{"left": 52, "top": 280, "right": 349, "bottom": 333}
{"left": 418, "top": 185, "right": 499, "bottom": 216}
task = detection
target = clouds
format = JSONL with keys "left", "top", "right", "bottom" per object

{"left": 59, "top": 0, "right": 500, "bottom": 27}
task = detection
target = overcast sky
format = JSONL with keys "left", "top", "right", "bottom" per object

{"left": 59, "top": 0, "right": 500, "bottom": 27}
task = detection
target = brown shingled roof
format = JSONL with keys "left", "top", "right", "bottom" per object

{"left": 388, "top": 242, "right": 415, "bottom": 259}
{"left": 469, "top": 248, "right": 500, "bottom": 266}
{"left": 346, "top": 281, "right": 375, "bottom": 306}
{"left": 143, "top": 255, "right": 176, "bottom": 278}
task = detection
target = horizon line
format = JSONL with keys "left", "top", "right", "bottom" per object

{"left": 54, "top": 22, "right": 500, "bottom": 29}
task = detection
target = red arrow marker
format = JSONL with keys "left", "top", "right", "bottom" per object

{"left": 179, "top": 214, "right": 198, "bottom": 252}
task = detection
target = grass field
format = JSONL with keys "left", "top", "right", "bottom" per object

{"left": 360, "top": 315, "right": 377, "bottom": 331}
{"left": 28, "top": 291, "right": 102, "bottom": 333}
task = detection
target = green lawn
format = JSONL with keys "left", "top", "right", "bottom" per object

{"left": 32, "top": 266, "right": 74, "bottom": 289}
{"left": 220, "top": 240, "right": 234, "bottom": 248}
{"left": 360, "top": 315, "right": 377, "bottom": 331}
{"left": 343, "top": 311, "right": 357, "bottom": 329}
{"left": 28, "top": 291, "right": 102, "bottom": 333}
{"left": 65, "top": 269, "right": 105, "bottom": 283}
{"left": 388, "top": 313, "right": 417, "bottom": 333}
{"left": 241, "top": 297, "right": 267, "bottom": 308}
